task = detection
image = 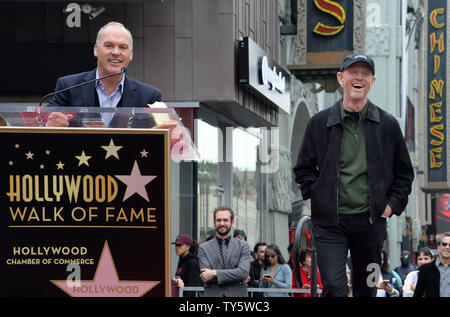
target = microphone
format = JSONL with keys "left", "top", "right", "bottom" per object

{"left": 39, "top": 68, "right": 126, "bottom": 107}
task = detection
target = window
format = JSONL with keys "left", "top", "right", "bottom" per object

{"left": 232, "top": 128, "right": 261, "bottom": 248}
{"left": 197, "top": 119, "right": 219, "bottom": 238}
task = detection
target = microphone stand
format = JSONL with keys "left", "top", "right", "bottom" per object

{"left": 38, "top": 68, "right": 126, "bottom": 108}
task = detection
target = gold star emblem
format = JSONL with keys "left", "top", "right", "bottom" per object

{"left": 8, "top": 161, "right": 13, "bottom": 166}
{"left": 56, "top": 161, "right": 65, "bottom": 170}
{"left": 25, "top": 151, "right": 34, "bottom": 160}
{"left": 75, "top": 151, "right": 92, "bottom": 167}
{"left": 101, "top": 139, "right": 123, "bottom": 159}
{"left": 39, "top": 164, "right": 45, "bottom": 170}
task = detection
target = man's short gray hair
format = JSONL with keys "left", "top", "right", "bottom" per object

{"left": 439, "top": 232, "right": 450, "bottom": 244}
{"left": 95, "top": 21, "right": 133, "bottom": 50}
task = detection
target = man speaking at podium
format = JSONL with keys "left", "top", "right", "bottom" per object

{"left": 47, "top": 21, "right": 162, "bottom": 127}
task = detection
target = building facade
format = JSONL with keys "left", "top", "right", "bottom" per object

{"left": 1, "top": 0, "right": 314, "bottom": 273}
{"left": 4, "top": 0, "right": 430, "bottom": 278}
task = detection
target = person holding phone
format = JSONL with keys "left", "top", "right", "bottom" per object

{"left": 376, "top": 249, "right": 401, "bottom": 297}
{"left": 259, "top": 244, "right": 292, "bottom": 297}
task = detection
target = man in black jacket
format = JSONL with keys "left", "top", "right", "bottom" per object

{"left": 248, "top": 242, "right": 267, "bottom": 297}
{"left": 414, "top": 232, "right": 450, "bottom": 297}
{"left": 293, "top": 53, "right": 414, "bottom": 297}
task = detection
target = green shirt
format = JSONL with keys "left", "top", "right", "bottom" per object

{"left": 338, "top": 101, "right": 370, "bottom": 215}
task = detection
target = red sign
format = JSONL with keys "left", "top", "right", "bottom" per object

{"left": 436, "top": 193, "right": 450, "bottom": 234}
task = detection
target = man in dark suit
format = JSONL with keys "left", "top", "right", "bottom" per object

{"left": 47, "top": 21, "right": 161, "bottom": 127}
{"left": 198, "top": 206, "right": 250, "bottom": 297}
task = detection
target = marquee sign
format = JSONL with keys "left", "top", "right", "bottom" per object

{"left": 312, "top": 0, "right": 347, "bottom": 37}
{"left": 427, "top": 1, "right": 447, "bottom": 183}
{"left": 0, "top": 127, "right": 170, "bottom": 297}
{"left": 306, "top": 0, "right": 355, "bottom": 62}
{"left": 238, "top": 37, "right": 291, "bottom": 114}
{"left": 260, "top": 56, "right": 287, "bottom": 94}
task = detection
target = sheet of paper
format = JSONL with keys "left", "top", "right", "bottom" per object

{"left": 148, "top": 102, "right": 171, "bottom": 125}
{"left": 82, "top": 120, "right": 106, "bottom": 128}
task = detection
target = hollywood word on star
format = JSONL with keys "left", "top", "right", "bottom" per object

{"left": 51, "top": 241, "right": 159, "bottom": 297}
{"left": 6, "top": 139, "right": 158, "bottom": 226}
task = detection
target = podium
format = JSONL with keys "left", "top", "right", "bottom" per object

{"left": 0, "top": 106, "right": 199, "bottom": 297}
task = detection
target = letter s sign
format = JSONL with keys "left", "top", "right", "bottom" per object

{"left": 313, "top": 0, "right": 346, "bottom": 36}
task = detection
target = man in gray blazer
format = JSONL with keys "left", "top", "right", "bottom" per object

{"left": 198, "top": 206, "right": 250, "bottom": 297}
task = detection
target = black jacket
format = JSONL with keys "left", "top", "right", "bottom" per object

{"left": 248, "top": 260, "right": 264, "bottom": 297}
{"left": 176, "top": 252, "right": 202, "bottom": 297}
{"left": 248, "top": 260, "right": 262, "bottom": 288}
{"left": 293, "top": 100, "right": 414, "bottom": 226}
{"left": 413, "top": 259, "right": 441, "bottom": 297}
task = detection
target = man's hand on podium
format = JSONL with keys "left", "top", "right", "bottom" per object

{"left": 47, "top": 112, "right": 74, "bottom": 127}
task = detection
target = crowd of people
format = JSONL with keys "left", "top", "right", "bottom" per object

{"left": 172, "top": 206, "right": 450, "bottom": 298}
{"left": 172, "top": 228, "right": 301, "bottom": 297}
{"left": 171, "top": 205, "right": 308, "bottom": 297}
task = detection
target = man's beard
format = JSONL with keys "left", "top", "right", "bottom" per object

{"left": 216, "top": 225, "right": 231, "bottom": 237}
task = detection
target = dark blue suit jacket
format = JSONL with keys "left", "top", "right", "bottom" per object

{"left": 48, "top": 69, "right": 162, "bottom": 127}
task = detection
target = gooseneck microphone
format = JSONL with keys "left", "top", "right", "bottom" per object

{"left": 39, "top": 67, "right": 127, "bottom": 107}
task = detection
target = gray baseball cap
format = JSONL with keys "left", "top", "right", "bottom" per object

{"left": 340, "top": 53, "right": 375, "bottom": 75}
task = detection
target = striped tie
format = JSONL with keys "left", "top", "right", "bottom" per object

{"left": 220, "top": 239, "right": 229, "bottom": 297}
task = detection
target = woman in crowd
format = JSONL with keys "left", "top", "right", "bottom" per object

{"left": 402, "top": 247, "right": 434, "bottom": 297}
{"left": 292, "top": 248, "right": 323, "bottom": 297}
{"left": 376, "top": 249, "right": 402, "bottom": 297}
{"left": 171, "top": 234, "right": 202, "bottom": 297}
{"left": 259, "top": 244, "right": 292, "bottom": 297}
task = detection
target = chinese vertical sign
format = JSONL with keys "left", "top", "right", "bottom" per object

{"left": 427, "top": 2, "right": 447, "bottom": 183}
{"left": 0, "top": 128, "right": 170, "bottom": 297}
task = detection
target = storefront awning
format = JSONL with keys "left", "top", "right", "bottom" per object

{"left": 421, "top": 187, "right": 450, "bottom": 194}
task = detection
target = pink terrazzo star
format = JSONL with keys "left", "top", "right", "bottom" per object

{"left": 114, "top": 160, "right": 157, "bottom": 202}
{"left": 51, "top": 241, "right": 159, "bottom": 297}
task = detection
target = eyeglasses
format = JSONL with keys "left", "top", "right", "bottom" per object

{"left": 266, "top": 254, "right": 277, "bottom": 259}
{"left": 441, "top": 242, "right": 450, "bottom": 247}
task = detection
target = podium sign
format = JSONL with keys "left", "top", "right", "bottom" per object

{"left": 0, "top": 127, "right": 170, "bottom": 297}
